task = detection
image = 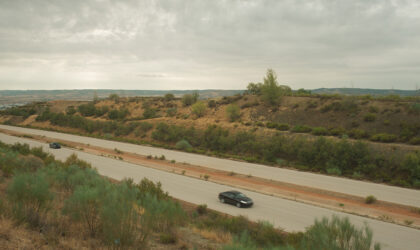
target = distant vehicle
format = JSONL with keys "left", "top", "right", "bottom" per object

{"left": 49, "top": 142, "right": 61, "bottom": 149}
{"left": 218, "top": 190, "right": 253, "bottom": 208}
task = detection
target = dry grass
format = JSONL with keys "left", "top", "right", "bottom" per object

{"left": 191, "top": 227, "right": 232, "bottom": 244}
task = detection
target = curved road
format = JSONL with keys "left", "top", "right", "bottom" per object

{"left": 0, "top": 133, "right": 419, "bottom": 249}
{"left": 1, "top": 125, "right": 419, "bottom": 207}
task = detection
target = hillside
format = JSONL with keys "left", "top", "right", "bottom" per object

{"left": 312, "top": 88, "right": 420, "bottom": 96}
{"left": 1, "top": 91, "right": 420, "bottom": 190}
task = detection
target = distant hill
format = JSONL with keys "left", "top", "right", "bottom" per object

{"left": 0, "top": 89, "right": 244, "bottom": 104}
{"left": 311, "top": 88, "right": 420, "bottom": 96}
{"left": 1, "top": 88, "right": 419, "bottom": 105}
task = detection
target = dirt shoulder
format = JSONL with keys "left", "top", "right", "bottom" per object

{"left": 1, "top": 128, "right": 419, "bottom": 230}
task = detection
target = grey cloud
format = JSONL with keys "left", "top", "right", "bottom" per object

{"left": 0, "top": 0, "right": 419, "bottom": 90}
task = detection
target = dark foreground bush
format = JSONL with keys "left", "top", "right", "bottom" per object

{"left": 7, "top": 172, "right": 53, "bottom": 227}
{"left": 300, "top": 216, "right": 381, "bottom": 250}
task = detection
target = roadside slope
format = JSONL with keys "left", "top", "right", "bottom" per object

{"left": 0, "top": 133, "right": 419, "bottom": 250}
{"left": 1, "top": 124, "right": 420, "bottom": 208}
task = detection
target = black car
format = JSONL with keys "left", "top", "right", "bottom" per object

{"left": 218, "top": 191, "right": 253, "bottom": 208}
{"left": 49, "top": 142, "right": 61, "bottom": 149}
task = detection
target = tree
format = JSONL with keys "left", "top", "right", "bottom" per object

{"left": 164, "top": 93, "right": 175, "bottom": 102}
{"left": 261, "top": 69, "right": 282, "bottom": 105}
{"left": 191, "top": 101, "right": 207, "bottom": 117}
{"left": 246, "top": 82, "right": 263, "bottom": 95}
{"left": 182, "top": 94, "right": 197, "bottom": 106}
{"left": 226, "top": 104, "right": 241, "bottom": 122}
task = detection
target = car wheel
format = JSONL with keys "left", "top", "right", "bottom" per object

{"left": 220, "top": 198, "right": 225, "bottom": 203}
{"left": 236, "top": 202, "right": 241, "bottom": 208}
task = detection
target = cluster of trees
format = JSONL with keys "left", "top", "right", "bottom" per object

{"left": 150, "top": 122, "right": 420, "bottom": 188}
{"left": 36, "top": 109, "right": 141, "bottom": 135}
{"left": 1, "top": 143, "right": 185, "bottom": 248}
{"left": 246, "top": 69, "right": 292, "bottom": 106}
{"left": 0, "top": 105, "right": 36, "bottom": 118}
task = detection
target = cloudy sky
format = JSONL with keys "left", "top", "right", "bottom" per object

{"left": 0, "top": 0, "right": 419, "bottom": 90}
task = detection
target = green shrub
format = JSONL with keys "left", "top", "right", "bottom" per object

{"left": 208, "top": 100, "right": 217, "bottom": 108}
{"left": 164, "top": 93, "right": 175, "bottom": 101}
{"left": 291, "top": 125, "right": 312, "bottom": 133}
{"left": 276, "top": 123, "right": 290, "bottom": 131}
{"left": 409, "top": 137, "right": 420, "bottom": 145}
{"left": 226, "top": 104, "right": 241, "bottom": 122}
{"left": 329, "top": 127, "right": 345, "bottom": 136}
{"left": 66, "top": 106, "right": 77, "bottom": 115}
{"left": 175, "top": 139, "right": 192, "bottom": 150}
{"left": 196, "top": 204, "right": 207, "bottom": 215}
{"left": 135, "top": 178, "right": 169, "bottom": 201}
{"left": 266, "top": 122, "right": 277, "bottom": 129}
{"left": 7, "top": 172, "right": 53, "bottom": 227}
{"left": 143, "top": 108, "right": 157, "bottom": 119}
{"left": 370, "top": 133, "right": 397, "bottom": 143}
{"left": 182, "top": 92, "right": 199, "bottom": 106}
{"left": 159, "top": 233, "right": 177, "bottom": 244}
{"left": 368, "top": 106, "right": 379, "bottom": 113}
{"left": 348, "top": 129, "right": 369, "bottom": 139}
{"left": 300, "top": 216, "right": 381, "bottom": 250}
{"left": 141, "top": 194, "right": 186, "bottom": 233}
{"left": 191, "top": 101, "right": 207, "bottom": 117}
{"left": 363, "top": 113, "right": 376, "bottom": 122}
{"left": 326, "top": 167, "right": 342, "bottom": 176}
{"left": 365, "top": 195, "right": 377, "bottom": 204}
{"left": 256, "top": 121, "right": 265, "bottom": 127}
{"left": 100, "top": 182, "right": 146, "bottom": 247}
{"left": 311, "top": 127, "right": 329, "bottom": 136}
{"left": 63, "top": 183, "right": 108, "bottom": 236}
{"left": 78, "top": 103, "right": 97, "bottom": 117}
{"left": 166, "top": 107, "right": 177, "bottom": 117}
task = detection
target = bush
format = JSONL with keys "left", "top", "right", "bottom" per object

{"left": 226, "top": 104, "right": 241, "bottom": 122}
{"left": 7, "top": 171, "right": 53, "bottom": 227}
{"left": 143, "top": 108, "right": 157, "bottom": 119}
{"left": 370, "top": 133, "right": 397, "bottom": 143}
{"left": 311, "top": 127, "right": 329, "bottom": 136}
{"left": 208, "top": 100, "right": 217, "bottom": 108}
{"left": 363, "top": 113, "right": 376, "bottom": 122}
{"left": 409, "top": 137, "right": 420, "bottom": 145}
{"left": 100, "top": 182, "right": 146, "bottom": 247}
{"left": 196, "top": 204, "right": 207, "bottom": 215}
{"left": 66, "top": 106, "right": 77, "bottom": 115}
{"left": 182, "top": 92, "right": 199, "bottom": 106}
{"left": 78, "top": 103, "right": 96, "bottom": 117}
{"left": 191, "top": 101, "right": 207, "bottom": 117}
{"left": 166, "top": 107, "right": 177, "bottom": 117}
{"left": 348, "top": 129, "right": 369, "bottom": 139}
{"left": 135, "top": 178, "right": 169, "bottom": 201}
{"left": 108, "top": 108, "right": 129, "bottom": 120}
{"left": 63, "top": 183, "right": 108, "bottom": 236}
{"left": 365, "top": 195, "right": 377, "bottom": 204}
{"left": 276, "top": 123, "right": 290, "bottom": 131}
{"left": 164, "top": 93, "right": 175, "bottom": 101}
{"left": 140, "top": 194, "right": 186, "bottom": 233}
{"left": 159, "top": 233, "right": 177, "bottom": 244}
{"left": 175, "top": 139, "right": 192, "bottom": 150}
{"left": 326, "top": 167, "right": 342, "bottom": 176}
{"left": 300, "top": 216, "right": 381, "bottom": 250}
{"left": 291, "top": 125, "right": 312, "bottom": 133}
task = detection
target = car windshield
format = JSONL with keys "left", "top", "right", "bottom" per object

{"left": 236, "top": 193, "right": 246, "bottom": 198}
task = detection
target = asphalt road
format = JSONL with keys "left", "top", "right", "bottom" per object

{"left": 1, "top": 125, "right": 419, "bottom": 207}
{"left": 0, "top": 133, "right": 419, "bottom": 250}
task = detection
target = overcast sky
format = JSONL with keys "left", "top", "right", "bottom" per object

{"left": 0, "top": 0, "right": 419, "bottom": 90}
